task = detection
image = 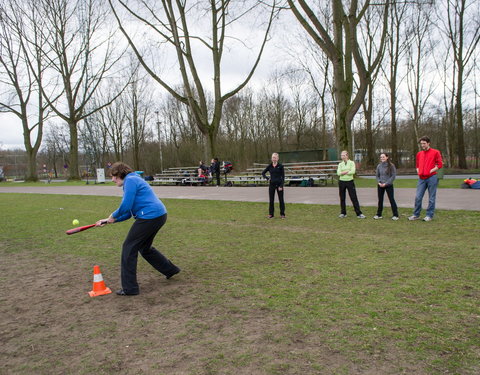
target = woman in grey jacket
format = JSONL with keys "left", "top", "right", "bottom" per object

{"left": 375, "top": 153, "right": 399, "bottom": 220}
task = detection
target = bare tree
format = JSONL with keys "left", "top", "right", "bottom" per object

{"left": 406, "top": 1, "right": 436, "bottom": 156}
{"left": 287, "top": 0, "right": 389, "bottom": 155}
{"left": 359, "top": 4, "right": 387, "bottom": 167}
{"left": 264, "top": 71, "right": 292, "bottom": 151}
{"left": 284, "top": 22, "right": 334, "bottom": 159}
{"left": 472, "top": 55, "right": 479, "bottom": 168}
{"left": 79, "top": 103, "right": 111, "bottom": 170}
{"left": 124, "top": 68, "right": 155, "bottom": 170}
{"left": 439, "top": 0, "right": 480, "bottom": 168}
{"left": 0, "top": 0, "right": 49, "bottom": 181}
{"left": 299, "top": 38, "right": 333, "bottom": 160}
{"left": 382, "top": 0, "right": 409, "bottom": 166}
{"left": 24, "top": 0, "right": 128, "bottom": 179}
{"left": 41, "top": 122, "right": 70, "bottom": 178}
{"left": 99, "top": 88, "right": 128, "bottom": 161}
{"left": 109, "top": 0, "right": 278, "bottom": 157}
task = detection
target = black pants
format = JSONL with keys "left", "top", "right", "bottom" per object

{"left": 339, "top": 180, "right": 362, "bottom": 215}
{"left": 215, "top": 171, "right": 221, "bottom": 186}
{"left": 121, "top": 214, "right": 178, "bottom": 294}
{"left": 269, "top": 183, "right": 285, "bottom": 216}
{"left": 377, "top": 185, "right": 399, "bottom": 217}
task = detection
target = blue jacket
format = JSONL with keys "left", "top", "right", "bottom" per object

{"left": 112, "top": 173, "right": 167, "bottom": 222}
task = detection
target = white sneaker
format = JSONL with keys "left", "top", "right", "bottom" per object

{"left": 423, "top": 216, "right": 432, "bottom": 222}
{"left": 408, "top": 215, "right": 419, "bottom": 221}
{"left": 338, "top": 214, "right": 347, "bottom": 218}
{"left": 373, "top": 215, "right": 383, "bottom": 220}
{"left": 357, "top": 214, "right": 366, "bottom": 219}
{"left": 392, "top": 216, "right": 399, "bottom": 221}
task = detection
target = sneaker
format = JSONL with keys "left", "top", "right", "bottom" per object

{"left": 391, "top": 216, "right": 399, "bottom": 221}
{"left": 423, "top": 216, "right": 432, "bottom": 222}
{"left": 338, "top": 214, "right": 347, "bottom": 218}
{"left": 408, "top": 215, "right": 419, "bottom": 221}
{"left": 280, "top": 215, "right": 286, "bottom": 219}
{"left": 373, "top": 215, "right": 383, "bottom": 220}
{"left": 116, "top": 289, "right": 139, "bottom": 296}
{"left": 267, "top": 215, "right": 274, "bottom": 219}
{"left": 357, "top": 214, "right": 366, "bottom": 219}
{"left": 165, "top": 267, "right": 180, "bottom": 280}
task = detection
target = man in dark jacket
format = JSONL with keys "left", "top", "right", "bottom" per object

{"left": 210, "top": 158, "right": 221, "bottom": 186}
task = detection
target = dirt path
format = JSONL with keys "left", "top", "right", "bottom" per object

{"left": 1, "top": 185, "right": 479, "bottom": 211}
{"left": 0, "top": 249, "right": 429, "bottom": 375}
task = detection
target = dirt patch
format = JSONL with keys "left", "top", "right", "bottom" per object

{"left": 0, "top": 249, "right": 429, "bottom": 375}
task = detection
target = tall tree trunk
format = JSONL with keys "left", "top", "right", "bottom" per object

{"left": 335, "top": 84, "right": 351, "bottom": 154}
{"left": 364, "top": 85, "right": 375, "bottom": 167}
{"left": 321, "top": 99, "right": 327, "bottom": 160}
{"left": 390, "top": 89, "right": 398, "bottom": 166}
{"left": 207, "top": 129, "right": 217, "bottom": 158}
{"left": 444, "top": 121, "right": 451, "bottom": 169}
{"left": 456, "top": 64, "right": 467, "bottom": 168}
{"left": 475, "top": 87, "right": 479, "bottom": 169}
{"left": 448, "top": 107, "right": 456, "bottom": 167}
{"left": 68, "top": 120, "right": 80, "bottom": 180}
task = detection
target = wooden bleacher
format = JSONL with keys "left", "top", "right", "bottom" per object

{"left": 149, "top": 161, "right": 340, "bottom": 187}
{"left": 151, "top": 166, "right": 210, "bottom": 186}
{"left": 228, "top": 161, "right": 339, "bottom": 186}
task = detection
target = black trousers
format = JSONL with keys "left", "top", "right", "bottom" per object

{"left": 121, "top": 214, "right": 178, "bottom": 294}
{"left": 339, "top": 180, "right": 362, "bottom": 215}
{"left": 269, "top": 183, "right": 285, "bottom": 216}
{"left": 215, "top": 171, "right": 221, "bottom": 186}
{"left": 377, "top": 185, "right": 399, "bottom": 217}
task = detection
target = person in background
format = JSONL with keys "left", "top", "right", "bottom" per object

{"left": 96, "top": 162, "right": 180, "bottom": 296}
{"left": 374, "top": 153, "right": 399, "bottom": 220}
{"left": 198, "top": 161, "right": 207, "bottom": 176}
{"left": 262, "top": 152, "right": 286, "bottom": 219}
{"left": 210, "top": 158, "right": 221, "bottom": 186}
{"left": 408, "top": 136, "right": 443, "bottom": 222}
{"left": 337, "top": 150, "right": 365, "bottom": 219}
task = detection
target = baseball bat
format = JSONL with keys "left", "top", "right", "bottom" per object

{"left": 65, "top": 221, "right": 107, "bottom": 235}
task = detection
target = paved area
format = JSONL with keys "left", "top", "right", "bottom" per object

{"left": 0, "top": 185, "right": 479, "bottom": 211}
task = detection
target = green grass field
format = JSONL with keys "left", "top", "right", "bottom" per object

{"left": 0, "top": 193, "right": 479, "bottom": 374}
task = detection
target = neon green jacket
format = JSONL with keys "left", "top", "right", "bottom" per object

{"left": 337, "top": 160, "right": 356, "bottom": 181}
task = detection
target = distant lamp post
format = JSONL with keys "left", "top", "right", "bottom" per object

{"left": 155, "top": 111, "right": 164, "bottom": 172}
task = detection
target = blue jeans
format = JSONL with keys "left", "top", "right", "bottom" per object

{"left": 413, "top": 175, "right": 438, "bottom": 218}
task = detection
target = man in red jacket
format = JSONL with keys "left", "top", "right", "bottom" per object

{"left": 408, "top": 136, "right": 443, "bottom": 222}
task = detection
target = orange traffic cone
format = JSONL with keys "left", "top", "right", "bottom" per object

{"left": 88, "top": 265, "right": 112, "bottom": 297}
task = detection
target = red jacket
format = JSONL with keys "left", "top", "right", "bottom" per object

{"left": 416, "top": 148, "right": 443, "bottom": 179}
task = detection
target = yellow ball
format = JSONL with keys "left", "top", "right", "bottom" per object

{"left": 72, "top": 219, "right": 79, "bottom": 226}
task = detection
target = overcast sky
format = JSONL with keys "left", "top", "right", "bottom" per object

{"left": 0, "top": 2, "right": 294, "bottom": 150}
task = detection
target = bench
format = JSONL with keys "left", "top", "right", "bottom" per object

{"left": 149, "top": 161, "right": 340, "bottom": 187}
{"left": 251, "top": 161, "right": 340, "bottom": 186}
{"left": 150, "top": 166, "right": 213, "bottom": 186}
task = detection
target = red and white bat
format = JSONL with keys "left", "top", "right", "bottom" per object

{"left": 66, "top": 221, "right": 107, "bottom": 235}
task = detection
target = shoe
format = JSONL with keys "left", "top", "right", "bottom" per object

{"left": 357, "top": 214, "right": 366, "bottom": 219}
{"left": 373, "top": 215, "right": 383, "bottom": 220}
{"left": 392, "top": 216, "right": 399, "bottom": 221}
{"left": 267, "top": 215, "right": 274, "bottom": 219}
{"left": 165, "top": 267, "right": 180, "bottom": 280}
{"left": 116, "top": 289, "right": 139, "bottom": 296}
{"left": 408, "top": 215, "right": 419, "bottom": 221}
{"left": 338, "top": 214, "right": 347, "bottom": 218}
{"left": 280, "top": 215, "right": 286, "bottom": 219}
{"left": 423, "top": 216, "right": 432, "bottom": 222}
